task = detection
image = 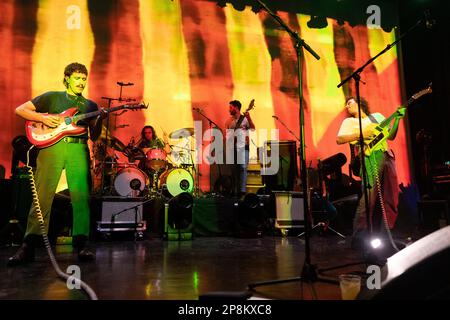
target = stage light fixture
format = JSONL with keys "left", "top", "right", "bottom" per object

{"left": 231, "top": 2, "right": 246, "bottom": 11}
{"left": 307, "top": 15, "right": 328, "bottom": 29}
{"left": 216, "top": 0, "right": 227, "bottom": 8}
{"left": 164, "top": 192, "right": 194, "bottom": 240}
{"left": 234, "top": 193, "right": 264, "bottom": 238}
{"left": 251, "top": 4, "right": 262, "bottom": 14}
{"left": 370, "top": 238, "right": 382, "bottom": 249}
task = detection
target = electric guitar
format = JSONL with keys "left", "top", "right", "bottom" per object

{"left": 26, "top": 103, "right": 148, "bottom": 148}
{"left": 363, "top": 84, "right": 432, "bottom": 156}
{"left": 235, "top": 99, "right": 255, "bottom": 130}
{"left": 233, "top": 99, "right": 255, "bottom": 147}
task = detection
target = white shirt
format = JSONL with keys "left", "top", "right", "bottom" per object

{"left": 337, "top": 113, "right": 389, "bottom": 152}
{"left": 226, "top": 117, "right": 250, "bottom": 149}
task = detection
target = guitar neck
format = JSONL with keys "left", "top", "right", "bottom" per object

{"left": 72, "top": 105, "right": 124, "bottom": 123}
{"left": 378, "top": 99, "right": 411, "bottom": 129}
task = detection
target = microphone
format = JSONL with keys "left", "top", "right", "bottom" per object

{"left": 116, "top": 124, "right": 129, "bottom": 128}
{"left": 424, "top": 9, "right": 435, "bottom": 29}
{"left": 117, "top": 81, "right": 134, "bottom": 86}
{"left": 272, "top": 115, "right": 278, "bottom": 120}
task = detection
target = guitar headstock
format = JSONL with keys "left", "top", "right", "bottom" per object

{"left": 412, "top": 83, "right": 432, "bottom": 100}
{"left": 245, "top": 99, "right": 255, "bottom": 113}
{"left": 122, "top": 102, "right": 149, "bottom": 111}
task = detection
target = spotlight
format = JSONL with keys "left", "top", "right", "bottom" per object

{"left": 234, "top": 193, "right": 264, "bottom": 238}
{"left": 217, "top": 0, "right": 227, "bottom": 8}
{"left": 319, "top": 152, "right": 347, "bottom": 176}
{"left": 370, "top": 238, "right": 383, "bottom": 249}
{"left": 307, "top": 16, "right": 328, "bottom": 29}
{"left": 231, "top": 2, "right": 246, "bottom": 11}
{"left": 251, "top": 4, "right": 262, "bottom": 14}
{"left": 164, "top": 192, "right": 194, "bottom": 241}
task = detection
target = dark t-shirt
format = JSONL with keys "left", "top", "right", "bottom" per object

{"left": 137, "top": 138, "right": 165, "bottom": 149}
{"left": 31, "top": 91, "right": 98, "bottom": 139}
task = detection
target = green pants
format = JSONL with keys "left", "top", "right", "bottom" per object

{"left": 25, "top": 140, "right": 91, "bottom": 237}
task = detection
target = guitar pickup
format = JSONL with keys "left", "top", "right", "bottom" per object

{"left": 368, "top": 132, "right": 385, "bottom": 148}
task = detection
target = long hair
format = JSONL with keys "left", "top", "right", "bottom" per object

{"left": 63, "top": 62, "right": 88, "bottom": 88}
{"left": 346, "top": 96, "right": 370, "bottom": 115}
{"left": 141, "top": 125, "right": 157, "bottom": 141}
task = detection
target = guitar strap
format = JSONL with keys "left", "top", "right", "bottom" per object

{"left": 349, "top": 114, "right": 380, "bottom": 179}
{"left": 367, "top": 114, "right": 378, "bottom": 124}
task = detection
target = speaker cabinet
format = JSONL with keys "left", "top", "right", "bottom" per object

{"left": 164, "top": 203, "right": 193, "bottom": 241}
{"left": 358, "top": 225, "right": 450, "bottom": 299}
{"left": 273, "top": 191, "right": 304, "bottom": 229}
{"left": 259, "top": 140, "right": 298, "bottom": 191}
{"left": 93, "top": 197, "right": 146, "bottom": 233}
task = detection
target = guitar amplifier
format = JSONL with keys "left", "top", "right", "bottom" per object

{"left": 94, "top": 197, "right": 146, "bottom": 232}
{"left": 273, "top": 191, "right": 304, "bottom": 229}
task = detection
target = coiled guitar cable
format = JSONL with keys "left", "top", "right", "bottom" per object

{"left": 26, "top": 146, "right": 98, "bottom": 300}
{"left": 370, "top": 154, "right": 399, "bottom": 252}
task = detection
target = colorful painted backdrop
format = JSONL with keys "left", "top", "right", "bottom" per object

{"left": 0, "top": 0, "right": 409, "bottom": 191}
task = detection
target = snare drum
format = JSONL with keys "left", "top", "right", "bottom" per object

{"left": 146, "top": 148, "right": 167, "bottom": 172}
{"left": 113, "top": 166, "right": 149, "bottom": 197}
{"left": 158, "top": 168, "right": 194, "bottom": 197}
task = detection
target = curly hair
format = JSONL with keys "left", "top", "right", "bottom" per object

{"left": 346, "top": 96, "right": 370, "bottom": 115}
{"left": 63, "top": 62, "right": 88, "bottom": 88}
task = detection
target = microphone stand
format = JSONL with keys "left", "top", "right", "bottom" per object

{"left": 248, "top": 1, "right": 338, "bottom": 299}
{"left": 99, "top": 82, "right": 136, "bottom": 195}
{"left": 272, "top": 115, "right": 301, "bottom": 143}
{"left": 100, "top": 96, "right": 116, "bottom": 196}
{"left": 110, "top": 197, "right": 155, "bottom": 240}
{"left": 193, "top": 108, "right": 223, "bottom": 194}
{"left": 318, "top": 14, "right": 428, "bottom": 276}
{"left": 270, "top": 115, "right": 301, "bottom": 193}
{"left": 114, "top": 82, "right": 136, "bottom": 130}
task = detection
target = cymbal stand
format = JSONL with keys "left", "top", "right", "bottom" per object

{"left": 193, "top": 107, "right": 223, "bottom": 194}
{"left": 99, "top": 96, "right": 116, "bottom": 196}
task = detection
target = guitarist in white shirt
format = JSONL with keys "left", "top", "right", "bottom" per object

{"left": 336, "top": 97, "right": 405, "bottom": 245}
{"left": 225, "top": 100, "right": 255, "bottom": 196}
{"left": 8, "top": 63, "right": 102, "bottom": 266}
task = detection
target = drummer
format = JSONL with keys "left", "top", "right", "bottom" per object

{"left": 136, "top": 125, "right": 170, "bottom": 169}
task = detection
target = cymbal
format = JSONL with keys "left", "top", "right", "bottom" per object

{"left": 124, "top": 146, "right": 146, "bottom": 160}
{"left": 98, "top": 126, "right": 127, "bottom": 152}
{"left": 99, "top": 136, "right": 127, "bottom": 152}
{"left": 169, "top": 127, "right": 194, "bottom": 139}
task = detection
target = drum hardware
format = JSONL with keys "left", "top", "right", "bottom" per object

{"left": 158, "top": 168, "right": 194, "bottom": 198}
{"left": 113, "top": 166, "right": 149, "bottom": 197}
{"left": 169, "top": 127, "right": 195, "bottom": 139}
{"left": 145, "top": 148, "right": 167, "bottom": 172}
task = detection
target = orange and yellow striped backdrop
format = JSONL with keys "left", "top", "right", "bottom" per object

{"left": 0, "top": 0, "right": 409, "bottom": 191}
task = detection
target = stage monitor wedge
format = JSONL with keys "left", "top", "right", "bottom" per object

{"left": 358, "top": 225, "right": 450, "bottom": 300}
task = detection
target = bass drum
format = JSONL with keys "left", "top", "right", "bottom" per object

{"left": 159, "top": 168, "right": 194, "bottom": 197}
{"left": 114, "top": 166, "right": 148, "bottom": 197}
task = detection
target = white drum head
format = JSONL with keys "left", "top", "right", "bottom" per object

{"left": 114, "top": 167, "right": 148, "bottom": 197}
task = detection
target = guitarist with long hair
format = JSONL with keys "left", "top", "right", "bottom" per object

{"left": 336, "top": 97, "right": 405, "bottom": 245}
{"left": 8, "top": 62, "right": 102, "bottom": 266}
{"left": 225, "top": 100, "right": 255, "bottom": 196}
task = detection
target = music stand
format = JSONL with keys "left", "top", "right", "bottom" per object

{"left": 247, "top": 1, "right": 339, "bottom": 299}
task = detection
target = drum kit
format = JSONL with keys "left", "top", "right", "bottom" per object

{"left": 92, "top": 127, "right": 197, "bottom": 199}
